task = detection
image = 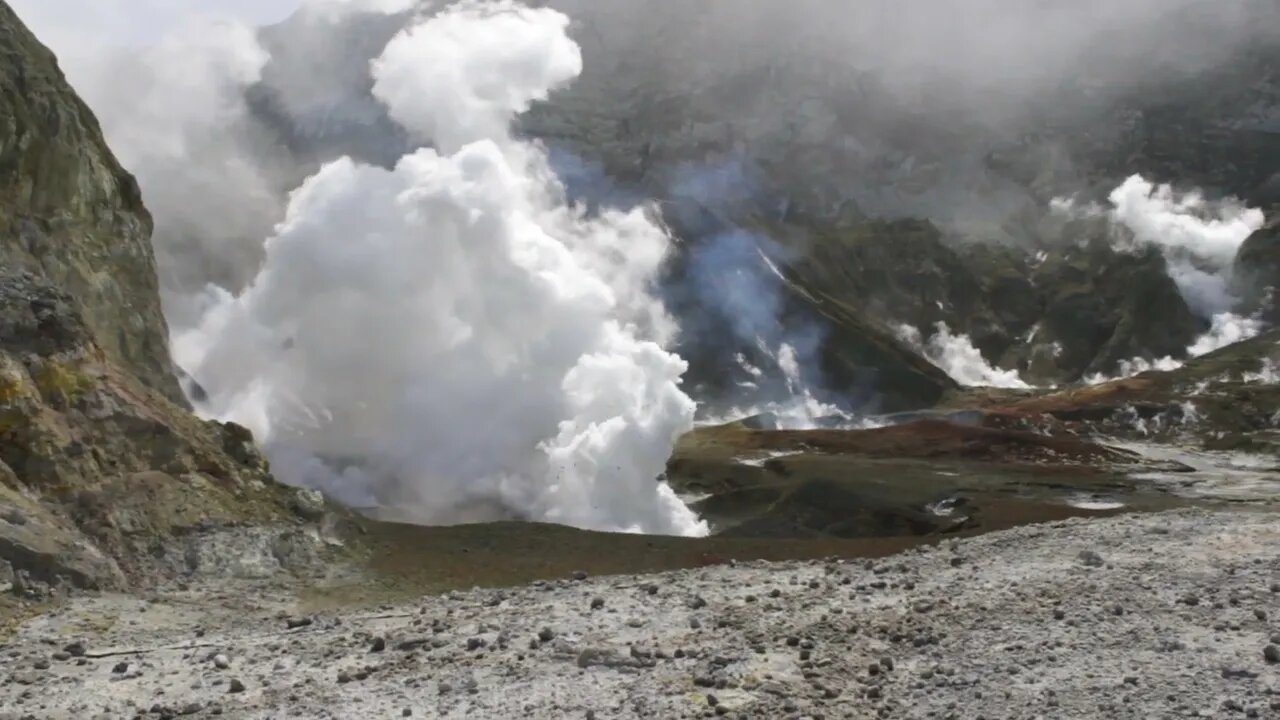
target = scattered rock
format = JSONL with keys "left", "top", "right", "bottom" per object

{"left": 1078, "top": 550, "right": 1105, "bottom": 568}
{"left": 289, "top": 489, "right": 327, "bottom": 521}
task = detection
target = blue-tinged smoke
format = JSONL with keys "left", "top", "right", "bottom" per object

{"left": 663, "top": 159, "right": 849, "bottom": 428}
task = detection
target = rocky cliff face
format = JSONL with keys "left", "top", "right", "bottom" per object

{"left": 0, "top": 4, "right": 178, "bottom": 403}
{"left": 1236, "top": 220, "right": 1280, "bottom": 324}
{"left": 0, "top": 2, "right": 336, "bottom": 595}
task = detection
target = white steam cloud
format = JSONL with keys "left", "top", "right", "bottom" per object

{"left": 1058, "top": 175, "right": 1268, "bottom": 383}
{"left": 1242, "top": 356, "right": 1279, "bottom": 384}
{"left": 682, "top": 227, "right": 848, "bottom": 430}
{"left": 166, "top": 1, "right": 706, "bottom": 536}
{"left": 1107, "top": 176, "right": 1265, "bottom": 318}
{"left": 895, "top": 323, "right": 1031, "bottom": 390}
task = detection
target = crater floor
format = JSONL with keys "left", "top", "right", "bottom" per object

{"left": 2, "top": 509, "right": 1277, "bottom": 719}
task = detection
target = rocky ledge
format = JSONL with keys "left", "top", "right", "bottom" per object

{"left": 1, "top": 509, "right": 1277, "bottom": 719}
{"left": 0, "top": 0, "right": 351, "bottom": 599}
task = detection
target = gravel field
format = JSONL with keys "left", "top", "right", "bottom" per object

{"left": 2, "top": 509, "right": 1279, "bottom": 719}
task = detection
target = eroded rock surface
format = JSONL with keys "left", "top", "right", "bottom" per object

{"left": 0, "top": 2, "right": 344, "bottom": 592}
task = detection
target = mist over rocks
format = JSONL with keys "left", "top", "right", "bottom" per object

{"left": 226, "top": 0, "right": 1280, "bottom": 388}
{"left": 1, "top": 6, "right": 1280, "bottom": 718}
{"left": 8, "top": 0, "right": 1279, "bottom": 532}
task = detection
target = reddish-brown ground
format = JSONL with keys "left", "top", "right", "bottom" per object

{"left": 683, "top": 418, "right": 1136, "bottom": 467}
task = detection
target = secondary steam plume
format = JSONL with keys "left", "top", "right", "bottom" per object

{"left": 1107, "top": 176, "right": 1265, "bottom": 319}
{"left": 671, "top": 162, "right": 848, "bottom": 429}
{"left": 1062, "top": 175, "right": 1268, "bottom": 381}
{"left": 172, "top": 1, "right": 706, "bottom": 536}
{"left": 895, "top": 324, "right": 1031, "bottom": 390}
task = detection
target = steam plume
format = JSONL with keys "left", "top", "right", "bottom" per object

{"left": 171, "top": 1, "right": 707, "bottom": 535}
{"left": 896, "top": 324, "right": 1031, "bottom": 390}
{"left": 1066, "top": 175, "right": 1269, "bottom": 382}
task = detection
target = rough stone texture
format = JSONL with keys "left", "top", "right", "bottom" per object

{"left": 944, "top": 328, "right": 1280, "bottom": 457}
{"left": 1017, "top": 232, "right": 1202, "bottom": 381}
{"left": 1236, "top": 218, "right": 1280, "bottom": 323}
{"left": 0, "top": 3, "right": 344, "bottom": 591}
{"left": 0, "top": 2, "right": 179, "bottom": 403}
{"left": 0, "top": 271, "right": 335, "bottom": 590}
{"left": 1, "top": 510, "right": 1276, "bottom": 719}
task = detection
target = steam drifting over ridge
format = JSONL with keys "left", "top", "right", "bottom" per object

{"left": 1059, "top": 176, "right": 1269, "bottom": 382}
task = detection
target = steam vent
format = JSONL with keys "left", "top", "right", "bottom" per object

{"left": 1, "top": 1, "right": 1278, "bottom": 717}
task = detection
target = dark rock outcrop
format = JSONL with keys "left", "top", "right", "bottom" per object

{"left": 1235, "top": 218, "right": 1280, "bottom": 323}
{"left": 0, "top": 3, "right": 338, "bottom": 590}
{"left": 0, "top": 4, "right": 179, "bottom": 403}
{"left": 1013, "top": 234, "right": 1202, "bottom": 381}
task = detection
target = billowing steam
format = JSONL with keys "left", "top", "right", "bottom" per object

{"left": 895, "top": 324, "right": 1031, "bottom": 390}
{"left": 1059, "top": 175, "right": 1268, "bottom": 382}
{"left": 12, "top": 0, "right": 1276, "bottom": 534}
{"left": 1106, "top": 176, "right": 1264, "bottom": 319}
{"left": 100, "top": 0, "right": 704, "bottom": 536}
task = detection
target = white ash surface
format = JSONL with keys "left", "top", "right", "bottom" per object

{"left": 2, "top": 509, "right": 1279, "bottom": 719}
